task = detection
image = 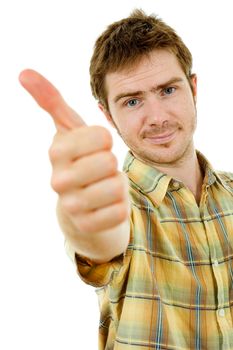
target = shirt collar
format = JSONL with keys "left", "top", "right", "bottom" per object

{"left": 197, "top": 150, "right": 233, "bottom": 193}
{"left": 196, "top": 150, "right": 216, "bottom": 187}
{"left": 123, "top": 150, "right": 230, "bottom": 207}
{"left": 123, "top": 151, "right": 172, "bottom": 207}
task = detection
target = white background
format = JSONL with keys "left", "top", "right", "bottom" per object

{"left": 0, "top": 0, "right": 232, "bottom": 348}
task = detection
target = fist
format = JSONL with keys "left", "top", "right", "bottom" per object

{"left": 49, "top": 126, "right": 130, "bottom": 233}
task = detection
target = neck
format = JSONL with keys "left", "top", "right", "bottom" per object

{"left": 154, "top": 150, "right": 203, "bottom": 204}
{"left": 134, "top": 145, "right": 204, "bottom": 204}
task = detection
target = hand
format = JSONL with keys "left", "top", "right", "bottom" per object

{"left": 19, "top": 70, "right": 130, "bottom": 237}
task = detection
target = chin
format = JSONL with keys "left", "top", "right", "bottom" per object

{"left": 134, "top": 141, "right": 193, "bottom": 166}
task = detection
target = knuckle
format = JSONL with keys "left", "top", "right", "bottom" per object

{"left": 48, "top": 144, "right": 62, "bottom": 164}
{"left": 103, "top": 152, "right": 118, "bottom": 174}
{"left": 116, "top": 202, "right": 129, "bottom": 222}
{"left": 50, "top": 172, "right": 69, "bottom": 193}
{"left": 61, "top": 196, "right": 80, "bottom": 215}
{"left": 92, "top": 126, "right": 113, "bottom": 149}
{"left": 77, "top": 217, "right": 95, "bottom": 234}
{"left": 50, "top": 173, "right": 61, "bottom": 192}
{"left": 111, "top": 178, "right": 125, "bottom": 198}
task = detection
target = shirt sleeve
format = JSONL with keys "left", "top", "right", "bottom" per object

{"left": 65, "top": 220, "right": 134, "bottom": 288}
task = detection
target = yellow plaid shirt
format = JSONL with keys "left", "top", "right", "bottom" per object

{"left": 73, "top": 151, "right": 233, "bottom": 350}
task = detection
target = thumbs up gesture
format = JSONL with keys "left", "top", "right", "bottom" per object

{"left": 19, "top": 70, "right": 130, "bottom": 263}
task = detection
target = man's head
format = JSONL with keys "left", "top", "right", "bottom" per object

{"left": 90, "top": 9, "right": 197, "bottom": 168}
{"left": 90, "top": 9, "right": 193, "bottom": 112}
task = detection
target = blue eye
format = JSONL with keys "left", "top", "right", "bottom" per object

{"left": 126, "top": 98, "right": 140, "bottom": 108}
{"left": 163, "top": 87, "right": 176, "bottom": 95}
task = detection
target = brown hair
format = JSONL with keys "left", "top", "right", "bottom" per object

{"left": 90, "top": 9, "right": 193, "bottom": 111}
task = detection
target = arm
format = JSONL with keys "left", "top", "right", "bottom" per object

{"left": 19, "top": 70, "right": 130, "bottom": 264}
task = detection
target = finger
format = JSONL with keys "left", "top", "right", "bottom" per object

{"left": 51, "top": 151, "right": 118, "bottom": 192}
{"left": 61, "top": 173, "right": 127, "bottom": 213}
{"left": 49, "top": 126, "right": 113, "bottom": 166}
{"left": 19, "top": 69, "right": 85, "bottom": 131}
{"left": 73, "top": 201, "right": 129, "bottom": 234}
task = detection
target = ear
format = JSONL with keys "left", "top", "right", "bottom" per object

{"left": 98, "top": 103, "right": 116, "bottom": 128}
{"left": 190, "top": 74, "right": 197, "bottom": 103}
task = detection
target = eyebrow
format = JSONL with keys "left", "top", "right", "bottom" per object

{"left": 113, "top": 77, "right": 184, "bottom": 104}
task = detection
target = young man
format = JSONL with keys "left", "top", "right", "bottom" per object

{"left": 20, "top": 9, "right": 233, "bottom": 350}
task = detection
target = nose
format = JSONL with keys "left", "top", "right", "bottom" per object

{"left": 144, "top": 96, "right": 169, "bottom": 127}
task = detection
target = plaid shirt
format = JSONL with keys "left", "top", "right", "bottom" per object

{"left": 72, "top": 151, "right": 233, "bottom": 350}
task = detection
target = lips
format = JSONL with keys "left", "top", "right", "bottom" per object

{"left": 143, "top": 130, "right": 177, "bottom": 145}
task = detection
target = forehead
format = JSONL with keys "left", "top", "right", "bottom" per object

{"left": 105, "top": 49, "right": 186, "bottom": 101}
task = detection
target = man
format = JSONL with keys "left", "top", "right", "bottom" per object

{"left": 19, "top": 9, "right": 233, "bottom": 350}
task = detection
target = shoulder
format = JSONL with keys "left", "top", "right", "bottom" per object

{"left": 216, "top": 170, "right": 233, "bottom": 182}
{"left": 216, "top": 170, "right": 233, "bottom": 192}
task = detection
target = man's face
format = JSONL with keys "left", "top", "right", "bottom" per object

{"left": 102, "top": 49, "right": 197, "bottom": 167}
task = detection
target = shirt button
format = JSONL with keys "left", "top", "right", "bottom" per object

{"left": 213, "top": 260, "right": 219, "bottom": 267}
{"left": 173, "top": 181, "right": 180, "bottom": 189}
{"left": 219, "top": 309, "right": 225, "bottom": 317}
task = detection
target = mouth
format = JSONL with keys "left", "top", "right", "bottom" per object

{"left": 143, "top": 130, "right": 177, "bottom": 145}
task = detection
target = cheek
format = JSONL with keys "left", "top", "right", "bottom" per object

{"left": 178, "top": 97, "right": 196, "bottom": 125}
{"left": 125, "top": 120, "right": 144, "bottom": 140}
{"left": 185, "top": 109, "right": 197, "bottom": 135}
{"left": 116, "top": 113, "right": 143, "bottom": 135}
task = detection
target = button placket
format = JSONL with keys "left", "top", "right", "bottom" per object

{"left": 219, "top": 308, "right": 225, "bottom": 317}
